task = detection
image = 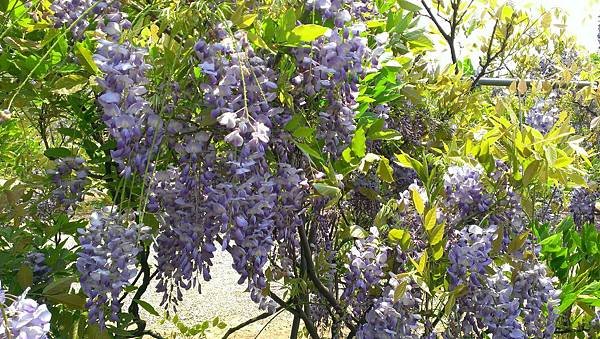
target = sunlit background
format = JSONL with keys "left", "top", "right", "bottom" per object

{"left": 524, "top": 0, "right": 600, "bottom": 51}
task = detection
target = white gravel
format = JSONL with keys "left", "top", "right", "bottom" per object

{"left": 137, "top": 249, "right": 294, "bottom": 339}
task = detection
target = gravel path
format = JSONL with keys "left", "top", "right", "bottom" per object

{"left": 138, "top": 249, "right": 294, "bottom": 338}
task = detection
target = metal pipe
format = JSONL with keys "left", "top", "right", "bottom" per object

{"left": 474, "top": 77, "right": 596, "bottom": 88}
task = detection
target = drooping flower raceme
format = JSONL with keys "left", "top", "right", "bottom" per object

{"left": 569, "top": 187, "right": 596, "bottom": 228}
{"left": 525, "top": 95, "right": 559, "bottom": 134}
{"left": 342, "top": 227, "right": 390, "bottom": 317}
{"left": 94, "top": 4, "right": 163, "bottom": 177}
{"left": 447, "top": 224, "right": 559, "bottom": 338}
{"left": 442, "top": 165, "right": 491, "bottom": 225}
{"left": 292, "top": 1, "right": 372, "bottom": 155}
{"left": 0, "top": 282, "right": 51, "bottom": 339}
{"left": 49, "top": 0, "right": 96, "bottom": 39}
{"left": 46, "top": 156, "right": 88, "bottom": 213}
{"left": 76, "top": 208, "right": 148, "bottom": 328}
{"left": 26, "top": 252, "right": 51, "bottom": 283}
{"left": 357, "top": 275, "right": 420, "bottom": 339}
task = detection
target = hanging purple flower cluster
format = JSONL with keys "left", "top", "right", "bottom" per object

{"left": 447, "top": 225, "right": 523, "bottom": 337}
{"left": 512, "top": 262, "right": 560, "bottom": 338}
{"left": 525, "top": 93, "right": 559, "bottom": 134}
{"left": 151, "top": 164, "right": 220, "bottom": 310}
{"left": 292, "top": 1, "right": 372, "bottom": 155}
{"left": 357, "top": 275, "right": 420, "bottom": 339}
{"left": 76, "top": 207, "right": 147, "bottom": 328}
{"left": 26, "top": 252, "right": 51, "bottom": 283}
{"left": 342, "top": 227, "right": 390, "bottom": 318}
{"left": 442, "top": 165, "right": 492, "bottom": 225}
{"left": 447, "top": 224, "right": 559, "bottom": 338}
{"left": 194, "top": 25, "right": 281, "bottom": 150}
{"left": 193, "top": 25, "right": 285, "bottom": 312}
{"left": 49, "top": 0, "right": 96, "bottom": 39}
{"left": 93, "top": 1, "right": 162, "bottom": 177}
{"left": 569, "top": 187, "right": 597, "bottom": 229}
{"left": 0, "top": 282, "right": 52, "bottom": 338}
{"left": 46, "top": 156, "right": 88, "bottom": 213}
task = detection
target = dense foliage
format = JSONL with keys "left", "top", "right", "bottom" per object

{"left": 0, "top": 0, "right": 599, "bottom": 338}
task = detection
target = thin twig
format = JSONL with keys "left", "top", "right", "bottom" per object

{"left": 269, "top": 293, "right": 320, "bottom": 339}
{"left": 222, "top": 307, "right": 283, "bottom": 339}
{"left": 253, "top": 308, "right": 285, "bottom": 339}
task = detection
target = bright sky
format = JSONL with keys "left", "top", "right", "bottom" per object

{"left": 524, "top": 0, "right": 600, "bottom": 51}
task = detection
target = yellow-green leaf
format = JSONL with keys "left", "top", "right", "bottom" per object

{"left": 236, "top": 14, "right": 258, "bottom": 28}
{"left": 287, "top": 24, "right": 329, "bottom": 44}
{"left": 393, "top": 279, "right": 407, "bottom": 302}
{"left": 75, "top": 42, "right": 99, "bottom": 74}
{"left": 313, "top": 183, "right": 341, "bottom": 198}
{"left": 432, "top": 241, "right": 444, "bottom": 260}
{"left": 247, "top": 31, "right": 271, "bottom": 51}
{"left": 377, "top": 157, "right": 394, "bottom": 183}
{"left": 523, "top": 160, "right": 540, "bottom": 186}
{"left": 424, "top": 207, "right": 436, "bottom": 231}
{"left": 86, "top": 324, "right": 111, "bottom": 339}
{"left": 444, "top": 293, "right": 456, "bottom": 316}
{"left": 429, "top": 222, "right": 445, "bottom": 245}
{"left": 388, "top": 228, "right": 411, "bottom": 249}
{"left": 411, "top": 187, "right": 424, "bottom": 214}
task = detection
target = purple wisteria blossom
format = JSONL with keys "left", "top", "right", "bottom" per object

{"left": 0, "top": 284, "right": 51, "bottom": 339}
{"left": 76, "top": 208, "right": 148, "bottom": 328}
{"left": 442, "top": 165, "right": 491, "bottom": 224}
{"left": 569, "top": 187, "right": 596, "bottom": 228}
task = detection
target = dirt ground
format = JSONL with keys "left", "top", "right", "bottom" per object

{"left": 138, "top": 249, "right": 294, "bottom": 339}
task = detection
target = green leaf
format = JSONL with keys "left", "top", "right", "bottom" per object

{"left": 16, "top": 265, "right": 33, "bottom": 289}
{"left": 508, "top": 231, "right": 530, "bottom": 253}
{"left": 292, "top": 126, "right": 314, "bottom": 139}
{"left": 424, "top": 207, "right": 436, "bottom": 231}
{"left": 377, "top": 157, "right": 394, "bottom": 183}
{"left": 294, "top": 141, "right": 323, "bottom": 161}
{"left": 57, "top": 127, "right": 83, "bottom": 139}
{"left": 429, "top": 222, "right": 445, "bottom": 245}
{"left": 281, "top": 9, "right": 296, "bottom": 32}
{"left": 43, "top": 276, "right": 76, "bottom": 295}
{"left": 46, "top": 293, "right": 86, "bottom": 309}
{"left": 388, "top": 228, "right": 411, "bottom": 249}
{"left": 351, "top": 128, "right": 366, "bottom": 157}
{"left": 539, "top": 234, "right": 563, "bottom": 253}
{"left": 52, "top": 74, "right": 87, "bottom": 95}
{"left": 2, "top": 37, "right": 40, "bottom": 52}
{"left": 134, "top": 299, "right": 160, "bottom": 316}
{"left": 287, "top": 24, "right": 329, "bottom": 44}
{"left": 86, "top": 324, "right": 111, "bottom": 339}
{"left": 410, "top": 186, "right": 424, "bottom": 214}
{"left": 313, "top": 183, "right": 341, "bottom": 198}
{"left": 75, "top": 42, "right": 99, "bottom": 74}
{"left": 235, "top": 14, "right": 258, "bottom": 28}
{"left": 397, "top": 0, "right": 422, "bottom": 12}
{"left": 369, "top": 130, "right": 402, "bottom": 140}
{"left": 44, "top": 147, "right": 72, "bottom": 159}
